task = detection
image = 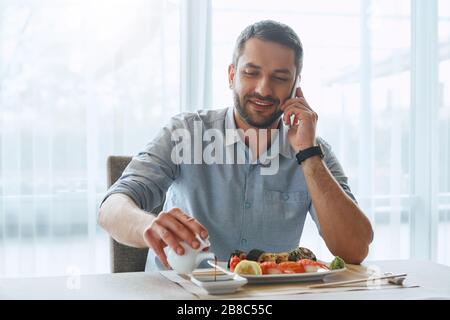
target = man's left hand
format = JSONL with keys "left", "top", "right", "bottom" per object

{"left": 281, "top": 87, "right": 318, "bottom": 153}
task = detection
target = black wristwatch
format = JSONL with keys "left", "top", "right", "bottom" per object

{"left": 295, "top": 145, "right": 324, "bottom": 164}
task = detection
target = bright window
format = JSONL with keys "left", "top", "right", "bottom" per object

{"left": 0, "top": 0, "right": 181, "bottom": 277}
{"left": 437, "top": 0, "right": 450, "bottom": 265}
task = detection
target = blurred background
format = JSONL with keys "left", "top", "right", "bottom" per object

{"left": 0, "top": 0, "right": 449, "bottom": 278}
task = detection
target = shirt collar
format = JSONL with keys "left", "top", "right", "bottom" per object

{"left": 224, "top": 107, "right": 241, "bottom": 146}
{"left": 224, "top": 107, "right": 294, "bottom": 160}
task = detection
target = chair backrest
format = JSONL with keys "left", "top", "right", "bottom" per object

{"left": 106, "top": 155, "right": 160, "bottom": 273}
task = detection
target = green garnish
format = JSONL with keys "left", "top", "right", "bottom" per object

{"left": 329, "top": 256, "right": 346, "bottom": 270}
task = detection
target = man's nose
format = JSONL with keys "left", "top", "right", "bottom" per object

{"left": 255, "top": 78, "right": 273, "bottom": 98}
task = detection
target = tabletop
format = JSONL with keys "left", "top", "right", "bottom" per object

{"left": 1, "top": 259, "right": 449, "bottom": 300}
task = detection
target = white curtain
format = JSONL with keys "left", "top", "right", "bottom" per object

{"left": 436, "top": 0, "right": 450, "bottom": 266}
{"left": 0, "top": 0, "right": 182, "bottom": 277}
{"left": 181, "top": 0, "right": 213, "bottom": 111}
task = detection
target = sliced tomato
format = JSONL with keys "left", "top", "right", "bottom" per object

{"left": 259, "top": 262, "right": 282, "bottom": 275}
{"left": 277, "top": 261, "right": 305, "bottom": 274}
{"left": 229, "top": 256, "right": 241, "bottom": 272}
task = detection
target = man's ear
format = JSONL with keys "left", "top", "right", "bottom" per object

{"left": 228, "top": 64, "right": 235, "bottom": 88}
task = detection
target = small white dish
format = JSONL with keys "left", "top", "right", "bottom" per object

{"left": 190, "top": 271, "right": 248, "bottom": 295}
{"left": 191, "top": 270, "right": 235, "bottom": 282}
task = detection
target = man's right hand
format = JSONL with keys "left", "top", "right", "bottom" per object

{"left": 142, "top": 208, "right": 209, "bottom": 268}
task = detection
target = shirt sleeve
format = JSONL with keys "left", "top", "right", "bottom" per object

{"left": 100, "top": 115, "right": 187, "bottom": 212}
{"left": 308, "top": 136, "right": 357, "bottom": 235}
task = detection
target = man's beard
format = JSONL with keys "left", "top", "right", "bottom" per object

{"left": 233, "top": 91, "right": 283, "bottom": 129}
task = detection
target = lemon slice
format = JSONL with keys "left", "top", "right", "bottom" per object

{"left": 233, "top": 260, "right": 262, "bottom": 275}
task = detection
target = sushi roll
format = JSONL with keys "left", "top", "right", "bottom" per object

{"left": 275, "top": 252, "right": 290, "bottom": 263}
{"left": 288, "top": 247, "right": 317, "bottom": 262}
{"left": 227, "top": 250, "right": 247, "bottom": 268}
{"left": 246, "top": 249, "right": 280, "bottom": 263}
{"left": 244, "top": 249, "right": 295, "bottom": 263}
{"left": 246, "top": 249, "right": 265, "bottom": 262}
{"left": 258, "top": 252, "right": 278, "bottom": 263}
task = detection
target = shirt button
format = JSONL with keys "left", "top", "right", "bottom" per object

{"left": 244, "top": 202, "right": 252, "bottom": 209}
{"left": 282, "top": 193, "right": 289, "bottom": 201}
{"left": 241, "top": 238, "right": 247, "bottom": 244}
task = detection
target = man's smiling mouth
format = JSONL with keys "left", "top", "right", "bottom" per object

{"left": 248, "top": 99, "right": 275, "bottom": 109}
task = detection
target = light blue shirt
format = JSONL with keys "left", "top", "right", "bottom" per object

{"left": 102, "top": 107, "right": 356, "bottom": 270}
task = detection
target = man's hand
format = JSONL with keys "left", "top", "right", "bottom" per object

{"left": 281, "top": 87, "right": 318, "bottom": 153}
{"left": 142, "top": 208, "right": 209, "bottom": 268}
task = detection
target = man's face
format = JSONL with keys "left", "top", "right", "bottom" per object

{"left": 228, "top": 38, "right": 297, "bottom": 128}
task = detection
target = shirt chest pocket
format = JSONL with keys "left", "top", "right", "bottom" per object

{"left": 262, "top": 189, "right": 310, "bottom": 247}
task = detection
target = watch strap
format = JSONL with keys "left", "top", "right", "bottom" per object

{"left": 295, "top": 145, "right": 324, "bottom": 164}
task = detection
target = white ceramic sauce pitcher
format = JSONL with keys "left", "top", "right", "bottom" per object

{"left": 167, "top": 234, "right": 215, "bottom": 274}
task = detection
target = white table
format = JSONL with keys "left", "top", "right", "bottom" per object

{"left": 1, "top": 260, "right": 449, "bottom": 300}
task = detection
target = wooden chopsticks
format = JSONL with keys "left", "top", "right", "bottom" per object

{"left": 309, "top": 273, "right": 407, "bottom": 289}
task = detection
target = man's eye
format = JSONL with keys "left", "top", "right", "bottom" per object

{"left": 243, "top": 71, "right": 257, "bottom": 76}
{"left": 274, "top": 77, "right": 288, "bottom": 82}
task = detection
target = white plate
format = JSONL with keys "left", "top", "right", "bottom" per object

{"left": 208, "top": 261, "right": 347, "bottom": 284}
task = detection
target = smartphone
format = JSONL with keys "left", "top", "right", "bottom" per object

{"left": 289, "top": 76, "right": 300, "bottom": 126}
{"left": 290, "top": 76, "right": 300, "bottom": 99}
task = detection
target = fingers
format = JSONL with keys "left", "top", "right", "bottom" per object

{"left": 143, "top": 228, "right": 170, "bottom": 268}
{"left": 158, "top": 213, "right": 200, "bottom": 250}
{"left": 170, "top": 208, "right": 209, "bottom": 239}
{"left": 281, "top": 86, "right": 310, "bottom": 111}
{"left": 144, "top": 208, "right": 209, "bottom": 262}
{"left": 282, "top": 104, "right": 316, "bottom": 126}
{"left": 281, "top": 96, "right": 311, "bottom": 112}
{"left": 151, "top": 219, "right": 186, "bottom": 255}
{"left": 281, "top": 91, "right": 318, "bottom": 127}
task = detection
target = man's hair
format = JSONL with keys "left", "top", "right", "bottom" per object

{"left": 232, "top": 20, "right": 303, "bottom": 76}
